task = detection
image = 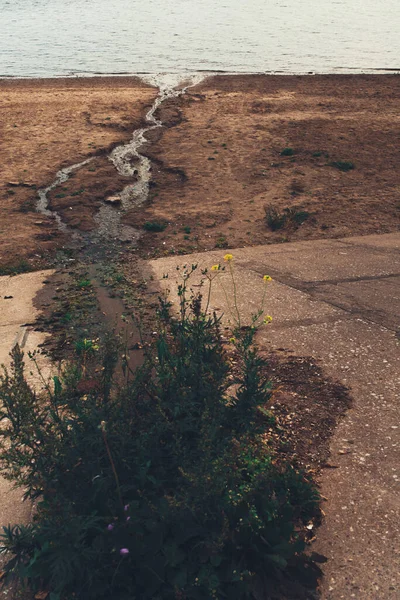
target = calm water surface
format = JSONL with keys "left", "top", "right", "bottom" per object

{"left": 0, "top": 0, "right": 399, "bottom": 77}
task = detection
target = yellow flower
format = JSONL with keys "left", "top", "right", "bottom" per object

{"left": 263, "top": 275, "right": 272, "bottom": 282}
{"left": 263, "top": 315, "right": 273, "bottom": 324}
{"left": 223, "top": 253, "right": 233, "bottom": 262}
{"left": 229, "top": 337, "right": 236, "bottom": 343}
{"left": 211, "top": 264, "right": 220, "bottom": 271}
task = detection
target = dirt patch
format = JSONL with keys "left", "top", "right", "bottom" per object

{"left": 266, "top": 352, "right": 351, "bottom": 475}
{"left": 47, "top": 156, "right": 136, "bottom": 231}
{"left": 0, "top": 77, "right": 157, "bottom": 268}
{"left": 123, "top": 74, "right": 400, "bottom": 258}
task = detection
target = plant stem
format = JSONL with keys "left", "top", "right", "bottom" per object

{"left": 101, "top": 427, "right": 124, "bottom": 510}
{"left": 229, "top": 261, "right": 241, "bottom": 328}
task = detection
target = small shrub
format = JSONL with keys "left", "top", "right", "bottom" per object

{"left": 264, "top": 205, "right": 286, "bottom": 231}
{"left": 288, "top": 207, "right": 310, "bottom": 225}
{"left": 329, "top": 161, "right": 354, "bottom": 172}
{"left": 289, "top": 178, "right": 305, "bottom": 196}
{"left": 265, "top": 205, "right": 310, "bottom": 231}
{"left": 0, "top": 259, "right": 31, "bottom": 276}
{"left": 0, "top": 274, "right": 320, "bottom": 600}
{"left": 76, "top": 278, "right": 92, "bottom": 289}
{"left": 183, "top": 226, "right": 191, "bottom": 234}
{"left": 19, "top": 198, "right": 36, "bottom": 213}
{"left": 215, "top": 236, "right": 228, "bottom": 248}
{"left": 143, "top": 221, "right": 167, "bottom": 232}
{"left": 280, "top": 147, "right": 295, "bottom": 157}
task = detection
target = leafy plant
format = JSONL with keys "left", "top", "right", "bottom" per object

{"left": 329, "top": 161, "right": 354, "bottom": 172}
{"left": 76, "top": 278, "right": 92, "bottom": 289}
{"left": 143, "top": 221, "right": 167, "bottom": 232}
{"left": 264, "top": 206, "right": 286, "bottom": 231}
{"left": 215, "top": 236, "right": 228, "bottom": 249}
{"left": 280, "top": 147, "right": 295, "bottom": 157}
{"left": 264, "top": 205, "right": 310, "bottom": 231}
{"left": 0, "top": 275, "right": 320, "bottom": 600}
{"left": 71, "top": 189, "right": 85, "bottom": 197}
{"left": 0, "top": 259, "right": 31, "bottom": 276}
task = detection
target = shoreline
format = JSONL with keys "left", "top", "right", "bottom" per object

{"left": 1, "top": 67, "right": 400, "bottom": 82}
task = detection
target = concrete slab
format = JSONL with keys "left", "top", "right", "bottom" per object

{"left": 0, "top": 270, "right": 54, "bottom": 592}
{"left": 339, "top": 232, "right": 400, "bottom": 250}
{"left": 156, "top": 260, "right": 346, "bottom": 330}
{"left": 260, "top": 317, "right": 400, "bottom": 599}
{"left": 311, "top": 276, "right": 400, "bottom": 330}
{"left": 253, "top": 244, "right": 399, "bottom": 282}
{"left": 148, "top": 232, "right": 400, "bottom": 599}
{"left": 0, "top": 270, "right": 54, "bottom": 372}
{"left": 233, "top": 238, "right": 400, "bottom": 283}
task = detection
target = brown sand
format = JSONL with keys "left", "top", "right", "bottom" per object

{"left": 123, "top": 74, "right": 400, "bottom": 257}
{"left": 1, "top": 75, "right": 399, "bottom": 268}
{"left": 0, "top": 77, "right": 157, "bottom": 267}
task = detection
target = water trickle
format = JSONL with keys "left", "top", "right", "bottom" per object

{"left": 109, "top": 73, "right": 206, "bottom": 208}
{"left": 36, "top": 159, "right": 93, "bottom": 232}
{"left": 37, "top": 73, "right": 207, "bottom": 242}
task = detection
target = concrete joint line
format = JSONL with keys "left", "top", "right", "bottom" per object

{"left": 246, "top": 266, "right": 399, "bottom": 333}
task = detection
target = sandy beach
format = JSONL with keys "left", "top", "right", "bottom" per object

{"left": 127, "top": 74, "right": 400, "bottom": 256}
{"left": 1, "top": 74, "right": 399, "bottom": 270}
{"left": 0, "top": 76, "right": 157, "bottom": 268}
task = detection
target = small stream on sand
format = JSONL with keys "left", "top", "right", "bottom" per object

{"left": 35, "top": 73, "right": 207, "bottom": 359}
{"left": 37, "top": 158, "right": 93, "bottom": 233}
{"left": 36, "top": 73, "right": 206, "bottom": 243}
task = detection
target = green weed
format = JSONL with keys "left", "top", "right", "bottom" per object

{"left": 0, "top": 272, "right": 320, "bottom": 600}
{"left": 143, "top": 221, "right": 167, "bottom": 232}
{"left": 77, "top": 278, "right": 92, "bottom": 289}
{"left": 265, "top": 205, "right": 310, "bottom": 231}
{"left": 215, "top": 235, "right": 228, "bottom": 248}
{"left": 71, "top": 189, "right": 85, "bottom": 197}
{"left": 280, "top": 147, "right": 295, "bottom": 157}
{"left": 0, "top": 260, "right": 31, "bottom": 276}
{"left": 329, "top": 161, "right": 354, "bottom": 172}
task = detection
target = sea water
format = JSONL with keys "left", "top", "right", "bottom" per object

{"left": 0, "top": 0, "right": 399, "bottom": 77}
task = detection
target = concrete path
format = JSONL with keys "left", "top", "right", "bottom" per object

{"left": 149, "top": 233, "right": 400, "bottom": 600}
{"left": 0, "top": 270, "right": 53, "bottom": 590}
